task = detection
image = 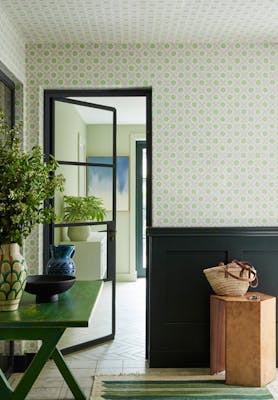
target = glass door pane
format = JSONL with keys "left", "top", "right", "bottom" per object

{"left": 54, "top": 164, "right": 113, "bottom": 224}
{"left": 48, "top": 96, "right": 116, "bottom": 352}
{"left": 55, "top": 99, "right": 114, "bottom": 163}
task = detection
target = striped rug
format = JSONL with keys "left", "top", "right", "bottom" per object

{"left": 91, "top": 375, "right": 274, "bottom": 399}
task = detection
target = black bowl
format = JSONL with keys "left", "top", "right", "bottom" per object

{"left": 25, "top": 275, "right": 76, "bottom": 303}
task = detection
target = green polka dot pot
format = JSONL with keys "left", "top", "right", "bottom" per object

{"left": 0, "top": 243, "right": 28, "bottom": 311}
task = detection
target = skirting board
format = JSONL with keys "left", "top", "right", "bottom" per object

{"left": 116, "top": 271, "right": 137, "bottom": 282}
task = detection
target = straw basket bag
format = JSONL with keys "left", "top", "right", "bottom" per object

{"left": 203, "top": 259, "right": 258, "bottom": 296}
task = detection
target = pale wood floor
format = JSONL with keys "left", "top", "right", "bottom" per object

{"left": 9, "top": 279, "right": 278, "bottom": 399}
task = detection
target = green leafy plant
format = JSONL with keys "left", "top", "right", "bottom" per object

{"left": 63, "top": 195, "right": 106, "bottom": 223}
{"left": 0, "top": 112, "right": 65, "bottom": 245}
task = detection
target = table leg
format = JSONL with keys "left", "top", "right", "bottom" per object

{"left": 5, "top": 329, "right": 65, "bottom": 400}
{"left": 0, "top": 327, "right": 87, "bottom": 400}
{"left": 210, "top": 297, "right": 225, "bottom": 374}
{"left": 52, "top": 348, "right": 86, "bottom": 400}
{"left": 0, "top": 368, "right": 13, "bottom": 398}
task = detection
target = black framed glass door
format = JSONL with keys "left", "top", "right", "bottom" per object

{"left": 44, "top": 94, "right": 116, "bottom": 352}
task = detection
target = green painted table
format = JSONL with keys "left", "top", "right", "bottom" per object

{"left": 0, "top": 280, "right": 103, "bottom": 400}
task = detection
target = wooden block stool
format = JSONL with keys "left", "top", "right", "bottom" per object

{"left": 210, "top": 292, "right": 276, "bottom": 387}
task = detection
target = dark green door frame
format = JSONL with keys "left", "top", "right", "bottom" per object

{"left": 136, "top": 141, "right": 146, "bottom": 278}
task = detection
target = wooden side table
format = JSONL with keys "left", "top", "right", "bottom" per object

{"left": 210, "top": 292, "right": 276, "bottom": 387}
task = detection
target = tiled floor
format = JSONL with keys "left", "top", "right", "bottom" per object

{"left": 58, "top": 281, "right": 113, "bottom": 349}
{"left": 8, "top": 278, "right": 278, "bottom": 399}
{"left": 9, "top": 278, "right": 147, "bottom": 399}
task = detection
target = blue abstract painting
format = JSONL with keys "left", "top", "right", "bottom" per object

{"left": 87, "top": 156, "right": 129, "bottom": 211}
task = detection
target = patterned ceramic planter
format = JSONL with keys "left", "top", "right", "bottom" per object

{"left": 0, "top": 243, "right": 28, "bottom": 311}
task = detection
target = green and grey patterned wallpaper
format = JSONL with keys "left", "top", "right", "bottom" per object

{"left": 26, "top": 42, "right": 277, "bottom": 229}
{"left": 0, "top": 3, "right": 25, "bottom": 83}
{"left": 24, "top": 41, "right": 278, "bottom": 291}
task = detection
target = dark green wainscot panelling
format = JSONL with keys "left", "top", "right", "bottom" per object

{"left": 147, "top": 227, "right": 278, "bottom": 367}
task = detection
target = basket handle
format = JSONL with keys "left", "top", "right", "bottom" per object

{"left": 223, "top": 259, "right": 258, "bottom": 288}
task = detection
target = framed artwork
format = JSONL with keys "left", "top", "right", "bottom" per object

{"left": 87, "top": 156, "right": 129, "bottom": 211}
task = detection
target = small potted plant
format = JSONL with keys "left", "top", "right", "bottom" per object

{"left": 63, "top": 195, "right": 106, "bottom": 241}
{"left": 0, "top": 111, "right": 64, "bottom": 311}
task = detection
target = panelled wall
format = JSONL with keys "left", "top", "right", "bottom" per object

{"left": 148, "top": 227, "right": 278, "bottom": 367}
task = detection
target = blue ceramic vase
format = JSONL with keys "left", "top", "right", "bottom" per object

{"left": 46, "top": 245, "right": 76, "bottom": 276}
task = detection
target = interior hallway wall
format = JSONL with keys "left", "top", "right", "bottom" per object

{"left": 23, "top": 42, "right": 277, "bottom": 275}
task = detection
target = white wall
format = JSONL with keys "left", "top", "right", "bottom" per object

{"left": 87, "top": 124, "right": 146, "bottom": 281}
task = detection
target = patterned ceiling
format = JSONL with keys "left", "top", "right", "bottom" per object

{"left": 0, "top": 0, "right": 277, "bottom": 43}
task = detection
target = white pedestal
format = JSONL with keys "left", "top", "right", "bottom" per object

{"left": 61, "top": 232, "right": 107, "bottom": 280}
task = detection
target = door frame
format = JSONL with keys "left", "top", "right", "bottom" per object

{"left": 0, "top": 68, "right": 15, "bottom": 127}
{"left": 136, "top": 140, "right": 147, "bottom": 278}
{"left": 44, "top": 87, "right": 152, "bottom": 357}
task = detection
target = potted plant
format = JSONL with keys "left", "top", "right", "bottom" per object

{"left": 63, "top": 195, "right": 106, "bottom": 241}
{"left": 0, "top": 111, "right": 64, "bottom": 311}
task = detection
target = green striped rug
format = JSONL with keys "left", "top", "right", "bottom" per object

{"left": 91, "top": 375, "right": 274, "bottom": 400}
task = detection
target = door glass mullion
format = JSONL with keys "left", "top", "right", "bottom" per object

{"left": 58, "top": 160, "right": 114, "bottom": 167}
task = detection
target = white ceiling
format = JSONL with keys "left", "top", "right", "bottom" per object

{"left": 0, "top": 0, "right": 277, "bottom": 43}
{"left": 70, "top": 97, "right": 146, "bottom": 124}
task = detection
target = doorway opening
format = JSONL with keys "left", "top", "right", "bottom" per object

{"left": 44, "top": 88, "right": 152, "bottom": 359}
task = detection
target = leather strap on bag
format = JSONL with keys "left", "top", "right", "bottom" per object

{"left": 220, "top": 259, "right": 258, "bottom": 288}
